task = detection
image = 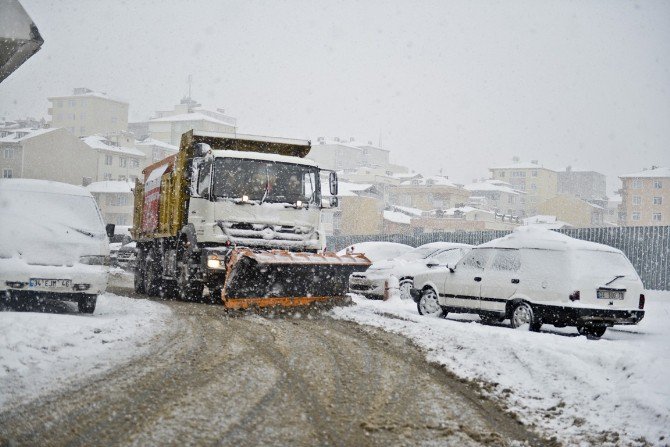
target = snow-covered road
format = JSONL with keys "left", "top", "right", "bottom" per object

{"left": 0, "top": 292, "right": 171, "bottom": 409}
{"left": 333, "top": 291, "right": 670, "bottom": 446}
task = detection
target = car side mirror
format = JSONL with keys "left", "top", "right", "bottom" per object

{"left": 329, "top": 171, "right": 338, "bottom": 196}
{"left": 447, "top": 263, "right": 456, "bottom": 273}
{"left": 105, "top": 223, "right": 115, "bottom": 239}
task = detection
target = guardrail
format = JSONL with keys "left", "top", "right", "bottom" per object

{"left": 327, "top": 226, "right": 670, "bottom": 291}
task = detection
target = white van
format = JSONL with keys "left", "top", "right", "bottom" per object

{"left": 410, "top": 227, "right": 645, "bottom": 338}
{"left": 0, "top": 179, "right": 110, "bottom": 313}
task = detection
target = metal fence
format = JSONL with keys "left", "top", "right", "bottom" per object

{"left": 327, "top": 226, "right": 670, "bottom": 291}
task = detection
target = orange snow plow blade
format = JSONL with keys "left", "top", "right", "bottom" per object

{"left": 221, "top": 249, "right": 371, "bottom": 310}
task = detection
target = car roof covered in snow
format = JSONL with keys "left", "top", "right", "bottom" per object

{"left": 0, "top": 179, "right": 93, "bottom": 197}
{"left": 477, "top": 226, "right": 621, "bottom": 253}
{"left": 416, "top": 242, "right": 473, "bottom": 250}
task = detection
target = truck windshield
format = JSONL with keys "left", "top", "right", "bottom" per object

{"left": 211, "top": 158, "right": 320, "bottom": 205}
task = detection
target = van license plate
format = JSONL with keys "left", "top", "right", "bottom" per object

{"left": 597, "top": 290, "right": 624, "bottom": 300}
{"left": 29, "top": 278, "right": 72, "bottom": 289}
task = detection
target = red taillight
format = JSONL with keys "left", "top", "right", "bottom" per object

{"left": 569, "top": 290, "right": 580, "bottom": 302}
{"left": 639, "top": 294, "right": 645, "bottom": 310}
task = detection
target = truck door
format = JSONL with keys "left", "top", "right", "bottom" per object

{"left": 480, "top": 248, "right": 521, "bottom": 313}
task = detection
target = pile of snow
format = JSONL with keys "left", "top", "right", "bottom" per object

{"left": 0, "top": 293, "right": 171, "bottom": 409}
{"left": 336, "top": 241, "right": 412, "bottom": 263}
{"left": 333, "top": 291, "right": 670, "bottom": 446}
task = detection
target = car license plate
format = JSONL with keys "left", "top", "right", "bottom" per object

{"left": 29, "top": 278, "right": 72, "bottom": 289}
{"left": 597, "top": 289, "right": 624, "bottom": 300}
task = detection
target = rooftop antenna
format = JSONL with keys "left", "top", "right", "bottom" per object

{"left": 187, "top": 74, "right": 193, "bottom": 101}
{"left": 378, "top": 128, "right": 382, "bottom": 148}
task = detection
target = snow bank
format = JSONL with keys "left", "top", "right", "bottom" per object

{"left": 332, "top": 291, "right": 670, "bottom": 446}
{"left": 0, "top": 293, "right": 171, "bottom": 409}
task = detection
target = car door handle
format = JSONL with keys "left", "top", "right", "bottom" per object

{"left": 511, "top": 279, "right": 520, "bottom": 284}
{"left": 474, "top": 277, "right": 482, "bottom": 282}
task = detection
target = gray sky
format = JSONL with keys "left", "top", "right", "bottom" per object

{"left": 1, "top": 0, "right": 669, "bottom": 194}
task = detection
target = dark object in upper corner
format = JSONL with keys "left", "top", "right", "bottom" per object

{"left": 0, "top": 0, "right": 44, "bottom": 83}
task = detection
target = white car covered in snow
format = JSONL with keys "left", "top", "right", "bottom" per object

{"left": 410, "top": 227, "right": 645, "bottom": 338}
{"left": 349, "top": 242, "right": 472, "bottom": 300}
{"left": 0, "top": 179, "right": 110, "bottom": 313}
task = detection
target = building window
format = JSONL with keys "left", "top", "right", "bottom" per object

{"left": 69, "top": 99, "right": 76, "bottom": 107}
{"left": 654, "top": 180, "right": 662, "bottom": 189}
{"left": 56, "top": 100, "right": 63, "bottom": 108}
{"left": 105, "top": 155, "right": 113, "bottom": 165}
{"left": 653, "top": 213, "right": 662, "bottom": 221}
{"left": 632, "top": 212, "right": 641, "bottom": 221}
{"left": 3, "top": 148, "right": 14, "bottom": 159}
{"left": 130, "top": 158, "right": 139, "bottom": 168}
{"left": 152, "top": 148, "right": 162, "bottom": 161}
{"left": 119, "top": 157, "right": 127, "bottom": 167}
{"left": 632, "top": 196, "right": 642, "bottom": 205}
{"left": 531, "top": 170, "right": 538, "bottom": 177}
{"left": 2, "top": 168, "right": 12, "bottom": 178}
{"left": 530, "top": 183, "right": 537, "bottom": 191}
{"left": 104, "top": 172, "right": 112, "bottom": 180}
{"left": 499, "top": 172, "right": 505, "bottom": 178}
{"left": 653, "top": 197, "right": 663, "bottom": 205}
{"left": 632, "top": 179, "right": 642, "bottom": 189}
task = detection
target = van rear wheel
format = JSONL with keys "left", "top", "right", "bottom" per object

{"left": 78, "top": 295, "right": 97, "bottom": 314}
{"left": 577, "top": 324, "right": 606, "bottom": 339}
{"left": 510, "top": 302, "right": 541, "bottom": 332}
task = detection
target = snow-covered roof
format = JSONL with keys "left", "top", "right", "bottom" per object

{"left": 480, "top": 226, "right": 619, "bottom": 253}
{"left": 149, "top": 112, "right": 236, "bottom": 127}
{"left": 48, "top": 89, "right": 127, "bottom": 104}
{"left": 400, "top": 175, "right": 461, "bottom": 188}
{"left": 313, "top": 140, "right": 362, "bottom": 151}
{"left": 383, "top": 210, "right": 411, "bottom": 225}
{"left": 0, "top": 127, "right": 57, "bottom": 143}
{"left": 392, "top": 205, "right": 424, "bottom": 216}
{"left": 490, "top": 162, "right": 555, "bottom": 171}
{"left": 620, "top": 167, "right": 670, "bottom": 179}
{"left": 135, "top": 138, "right": 178, "bottom": 151}
{"left": 82, "top": 135, "right": 146, "bottom": 157}
{"left": 437, "top": 206, "right": 494, "bottom": 216}
{"left": 522, "top": 215, "right": 572, "bottom": 229}
{"left": 463, "top": 180, "right": 520, "bottom": 195}
{"left": 0, "top": 178, "right": 92, "bottom": 197}
{"left": 86, "top": 180, "right": 134, "bottom": 194}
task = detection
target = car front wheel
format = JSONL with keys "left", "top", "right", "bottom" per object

{"left": 399, "top": 279, "right": 413, "bottom": 301}
{"left": 510, "top": 301, "right": 541, "bottom": 332}
{"left": 417, "top": 288, "right": 444, "bottom": 317}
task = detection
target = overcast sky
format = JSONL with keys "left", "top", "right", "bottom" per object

{"left": 1, "top": 0, "right": 669, "bottom": 194}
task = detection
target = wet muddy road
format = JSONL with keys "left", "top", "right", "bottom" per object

{"left": 0, "top": 284, "right": 548, "bottom": 446}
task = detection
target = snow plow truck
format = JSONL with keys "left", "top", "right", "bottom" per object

{"left": 130, "top": 130, "right": 370, "bottom": 309}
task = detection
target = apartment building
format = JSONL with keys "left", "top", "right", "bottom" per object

{"left": 82, "top": 135, "right": 145, "bottom": 183}
{"left": 557, "top": 166, "right": 607, "bottom": 207}
{"left": 87, "top": 180, "right": 134, "bottom": 225}
{"left": 135, "top": 138, "right": 178, "bottom": 166}
{"left": 145, "top": 98, "right": 237, "bottom": 146}
{"left": 537, "top": 194, "right": 605, "bottom": 228}
{"left": 48, "top": 88, "right": 128, "bottom": 137}
{"left": 388, "top": 176, "right": 470, "bottom": 211}
{"left": 618, "top": 167, "right": 670, "bottom": 226}
{"left": 321, "top": 181, "right": 384, "bottom": 236}
{"left": 489, "top": 160, "right": 558, "bottom": 217}
{"left": 463, "top": 179, "right": 523, "bottom": 217}
{"left": 0, "top": 127, "right": 97, "bottom": 184}
{"left": 308, "top": 138, "right": 395, "bottom": 174}
{"left": 410, "top": 206, "right": 519, "bottom": 233}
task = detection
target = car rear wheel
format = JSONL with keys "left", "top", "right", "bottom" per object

{"left": 577, "top": 324, "right": 607, "bottom": 339}
{"left": 399, "top": 279, "right": 413, "bottom": 301}
{"left": 78, "top": 295, "right": 97, "bottom": 314}
{"left": 417, "top": 288, "right": 444, "bottom": 317}
{"left": 510, "top": 301, "right": 541, "bottom": 332}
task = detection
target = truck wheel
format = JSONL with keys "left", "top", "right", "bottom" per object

{"left": 144, "top": 246, "right": 162, "bottom": 297}
{"left": 134, "top": 249, "right": 146, "bottom": 294}
{"left": 510, "top": 301, "right": 542, "bottom": 332}
{"left": 177, "top": 245, "right": 203, "bottom": 301}
{"left": 78, "top": 295, "right": 97, "bottom": 314}
{"left": 159, "top": 279, "right": 177, "bottom": 300}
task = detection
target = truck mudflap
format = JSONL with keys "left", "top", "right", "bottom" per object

{"left": 220, "top": 249, "right": 371, "bottom": 310}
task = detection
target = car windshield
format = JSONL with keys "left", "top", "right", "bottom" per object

{"left": 211, "top": 158, "right": 320, "bottom": 204}
{"left": 397, "top": 246, "right": 442, "bottom": 261}
{"left": 1, "top": 190, "right": 105, "bottom": 238}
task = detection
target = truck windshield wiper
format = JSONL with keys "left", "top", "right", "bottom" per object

{"left": 605, "top": 275, "right": 625, "bottom": 286}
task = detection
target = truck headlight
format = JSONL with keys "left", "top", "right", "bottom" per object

{"left": 207, "top": 254, "right": 226, "bottom": 269}
{"left": 80, "top": 255, "right": 110, "bottom": 266}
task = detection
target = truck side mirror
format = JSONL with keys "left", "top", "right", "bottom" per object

{"left": 329, "top": 171, "right": 338, "bottom": 196}
{"left": 105, "top": 223, "right": 115, "bottom": 239}
{"left": 189, "top": 157, "right": 203, "bottom": 198}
